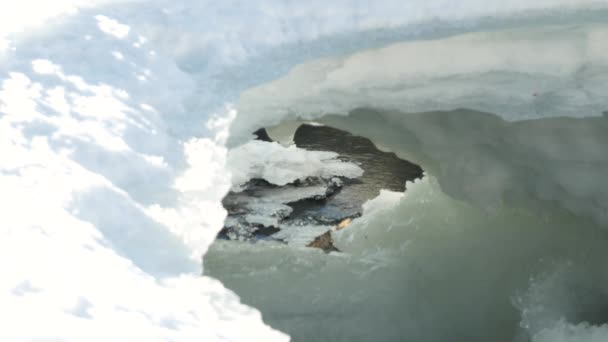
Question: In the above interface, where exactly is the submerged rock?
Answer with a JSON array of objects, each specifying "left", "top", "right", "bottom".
[
  {"left": 306, "top": 218, "right": 353, "bottom": 253},
  {"left": 307, "top": 231, "right": 339, "bottom": 253}
]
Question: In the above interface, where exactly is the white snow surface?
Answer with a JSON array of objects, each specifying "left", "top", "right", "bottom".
[
  {"left": 1, "top": 1, "right": 608, "bottom": 341},
  {"left": 227, "top": 140, "right": 363, "bottom": 191}
]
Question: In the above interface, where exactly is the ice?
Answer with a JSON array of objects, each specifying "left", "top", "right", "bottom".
[
  {"left": 2, "top": 0, "right": 608, "bottom": 341},
  {"left": 233, "top": 24, "right": 608, "bottom": 141},
  {"left": 227, "top": 140, "right": 363, "bottom": 191},
  {"left": 232, "top": 23, "right": 608, "bottom": 227},
  {"left": 222, "top": 195, "right": 293, "bottom": 240},
  {"left": 207, "top": 176, "right": 608, "bottom": 342},
  {"left": 252, "top": 183, "right": 331, "bottom": 203},
  {"left": 531, "top": 322, "right": 608, "bottom": 342}
]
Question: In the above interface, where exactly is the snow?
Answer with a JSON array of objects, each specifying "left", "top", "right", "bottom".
[
  {"left": 1, "top": 0, "right": 608, "bottom": 341},
  {"left": 233, "top": 24, "right": 608, "bottom": 142},
  {"left": 0, "top": 3, "right": 286, "bottom": 341},
  {"left": 227, "top": 140, "right": 363, "bottom": 191}
]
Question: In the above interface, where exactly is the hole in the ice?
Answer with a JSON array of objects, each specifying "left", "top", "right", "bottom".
[
  {"left": 208, "top": 107, "right": 608, "bottom": 342},
  {"left": 217, "top": 123, "right": 423, "bottom": 252}
]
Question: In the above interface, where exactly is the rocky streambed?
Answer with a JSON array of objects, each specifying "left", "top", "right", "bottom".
[{"left": 218, "top": 124, "right": 424, "bottom": 252}]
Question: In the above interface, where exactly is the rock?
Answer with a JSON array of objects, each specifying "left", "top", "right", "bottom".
[
  {"left": 253, "top": 128, "right": 273, "bottom": 142},
  {"left": 220, "top": 176, "right": 347, "bottom": 241},
  {"left": 306, "top": 231, "right": 339, "bottom": 253},
  {"left": 332, "top": 218, "right": 352, "bottom": 231},
  {"left": 306, "top": 218, "right": 354, "bottom": 252},
  {"left": 218, "top": 124, "right": 424, "bottom": 249}
]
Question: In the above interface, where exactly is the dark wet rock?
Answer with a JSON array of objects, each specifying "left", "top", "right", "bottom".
[
  {"left": 254, "top": 225, "right": 282, "bottom": 238},
  {"left": 253, "top": 128, "right": 273, "bottom": 142},
  {"left": 218, "top": 221, "right": 281, "bottom": 241},
  {"left": 307, "top": 231, "right": 339, "bottom": 253},
  {"left": 219, "top": 176, "right": 347, "bottom": 241},
  {"left": 306, "top": 218, "right": 353, "bottom": 252},
  {"left": 294, "top": 124, "right": 424, "bottom": 193},
  {"left": 287, "top": 198, "right": 361, "bottom": 226}
]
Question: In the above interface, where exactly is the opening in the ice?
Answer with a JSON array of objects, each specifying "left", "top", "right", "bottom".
[
  {"left": 217, "top": 123, "right": 423, "bottom": 252},
  {"left": 205, "top": 109, "right": 608, "bottom": 342},
  {"left": 203, "top": 17, "right": 608, "bottom": 342}
]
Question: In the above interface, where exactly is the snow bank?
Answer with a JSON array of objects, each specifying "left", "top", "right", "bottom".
[{"left": 0, "top": 3, "right": 287, "bottom": 341}]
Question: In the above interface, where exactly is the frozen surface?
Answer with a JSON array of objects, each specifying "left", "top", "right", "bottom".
[
  {"left": 207, "top": 177, "right": 608, "bottom": 342},
  {"left": 2, "top": 0, "right": 608, "bottom": 341},
  {"left": 233, "top": 23, "right": 608, "bottom": 142},
  {"left": 228, "top": 140, "right": 362, "bottom": 191}
]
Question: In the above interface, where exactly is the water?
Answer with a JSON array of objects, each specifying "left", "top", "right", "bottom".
[
  {"left": 288, "top": 124, "right": 423, "bottom": 223},
  {"left": 219, "top": 124, "right": 423, "bottom": 243}
]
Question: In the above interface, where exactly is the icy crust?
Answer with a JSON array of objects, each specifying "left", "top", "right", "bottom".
[
  {"left": 227, "top": 140, "right": 363, "bottom": 191},
  {"left": 232, "top": 24, "right": 608, "bottom": 142},
  {"left": 207, "top": 176, "right": 608, "bottom": 342},
  {"left": 231, "top": 22, "right": 608, "bottom": 226}
]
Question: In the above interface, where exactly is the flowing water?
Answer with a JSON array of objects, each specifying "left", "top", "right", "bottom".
[
  {"left": 288, "top": 124, "right": 423, "bottom": 224},
  {"left": 219, "top": 124, "right": 423, "bottom": 243}
]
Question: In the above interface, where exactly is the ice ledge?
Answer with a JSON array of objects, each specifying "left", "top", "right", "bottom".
[{"left": 230, "top": 24, "right": 608, "bottom": 145}]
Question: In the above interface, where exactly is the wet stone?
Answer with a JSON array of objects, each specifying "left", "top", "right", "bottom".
[
  {"left": 219, "top": 176, "right": 350, "bottom": 241},
  {"left": 307, "top": 231, "right": 340, "bottom": 253}
]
